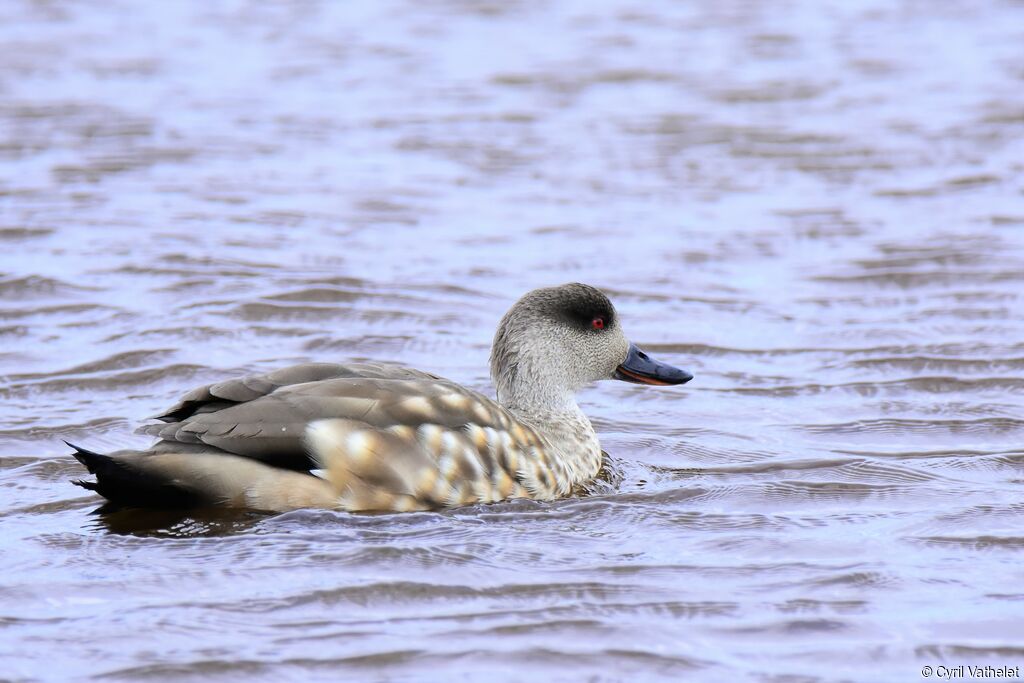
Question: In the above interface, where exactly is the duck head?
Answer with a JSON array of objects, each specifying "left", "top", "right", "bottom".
[{"left": 489, "top": 283, "right": 693, "bottom": 410}]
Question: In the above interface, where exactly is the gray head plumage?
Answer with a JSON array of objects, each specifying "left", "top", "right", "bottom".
[{"left": 489, "top": 283, "right": 631, "bottom": 411}]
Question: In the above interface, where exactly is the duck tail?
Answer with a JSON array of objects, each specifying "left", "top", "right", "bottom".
[
  {"left": 66, "top": 440, "right": 109, "bottom": 492},
  {"left": 65, "top": 441, "right": 202, "bottom": 508}
]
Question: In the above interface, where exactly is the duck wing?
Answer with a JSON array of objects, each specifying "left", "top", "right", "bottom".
[
  {"left": 139, "top": 367, "right": 515, "bottom": 472},
  {"left": 152, "top": 361, "right": 442, "bottom": 422}
]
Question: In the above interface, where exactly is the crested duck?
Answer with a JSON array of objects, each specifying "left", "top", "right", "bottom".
[{"left": 68, "top": 283, "right": 693, "bottom": 512}]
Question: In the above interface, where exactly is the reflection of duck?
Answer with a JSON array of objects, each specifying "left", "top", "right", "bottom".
[{"left": 69, "top": 283, "right": 692, "bottom": 513}]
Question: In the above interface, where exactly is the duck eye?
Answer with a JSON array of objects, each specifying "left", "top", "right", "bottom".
[{"left": 591, "top": 316, "right": 605, "bottom": 330}]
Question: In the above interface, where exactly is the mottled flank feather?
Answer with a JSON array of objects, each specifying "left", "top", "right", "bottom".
[{"left": 306, "top": 417, "right": 537, "bottom": 511}]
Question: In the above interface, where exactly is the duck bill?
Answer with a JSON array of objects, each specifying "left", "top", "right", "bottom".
[{"left": 614, "top": 344, "right": 693, "bottom": 386}]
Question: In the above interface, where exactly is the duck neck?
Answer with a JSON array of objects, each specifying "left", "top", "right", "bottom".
[
  {"left": 496, "top": 377, "right": 577, "bottom": 417},
  {"left": 496, "top": 381, "right": 603, "bottom": 487}
]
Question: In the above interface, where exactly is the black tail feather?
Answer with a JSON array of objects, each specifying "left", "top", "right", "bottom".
[
  {"left": 65, "top": 441, "right": 107, "bottom": 473},
  {"left": 66, "top": 441, "right": 204, "bottom": 508}
]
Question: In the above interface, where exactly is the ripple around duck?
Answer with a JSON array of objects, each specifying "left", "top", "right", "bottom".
[
  {"left": 169, "top": 580, "right": 656, "bottom": 614},
  {"left": 806, "top": 570, "right": 899, "bottom": 590},
  {"left": 0, "top": 364, "right": 208, "bottom": 396},
  {"left": 811, "top": 269, "right": 1024, "bottom": 289},
  {"left": 838, "top": 356, "right": 1024, "bottom": 373},
  {"left": 0, "top": 416, "right": 131, "bottom": 442},
  {"left": 0, "top": 302, "right": 120, "bottom": 321},
  {"left": 930, "top": 502, "right": 1024, "bottom": 524},
  {"left": 0, "top": 455, "right": 37, "bottom": 471},
  {"left": 0, "top": 227, "right": 54, "bottom": 240},
  {"left": 97, "top": 647, "right": 705, "bottom": 682},
  {"left": 912, "top": 452, "right": 1024, "bottom": 477},
  {"left": 102, "top": 324, "right": 320, "bottom": 343},
  {"left": 0, "top": 274, "right": 99, "bottom": 300},
  {"left": 745, "top": 479, "right": 921, "bottom": 504},
  {"left": 655, "top": 456, "right": 860, "bottom": 476},
  {"left": 910, "top": 536, "right": 1024, "bottom": 551},
  {"left": 225, "top": 301, "right": 433, "bottom": 323},
  {"left": 686, "top": 457, "right": 941, "bottom": 486},
  {"left": 828, "top": 459, "right": 941, "bottom": 484},
  {"left": 799, "top": 417, "right": 1024, "bottom": 436},
  {"left": 658, "top": 511, "right": 808, "bottom": 532},
  {"left": 718, "top": 617, "right": 851, "bottom": 636},
  {"left": 658, "top": 441, "right": 774, "bottom": 465},
  {"left": 710, "top": 377, "right": 1024, "bottom": 397},
  {"left": 915, "top": 644, "right": 1024, "bottom": 659},
  {"left": 302, "top": 334, "right": 415, "bottom": 354},
  {"left": 4, "top": 349, "right": 176, "bottom": 381},
  {"left": 263, "top": 287, "right": 367, "bottom": 304},
  {"left": 50, "top": 147, "right": 198, "bottom": 183}
]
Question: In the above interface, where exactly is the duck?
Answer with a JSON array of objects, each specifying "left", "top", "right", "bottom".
[{"left": 68, "top": 283, "right": 693, "bottom": 513}]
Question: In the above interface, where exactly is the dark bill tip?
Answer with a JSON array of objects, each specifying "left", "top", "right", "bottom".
[{"left": 614, "top": 344, "right": 693, "bottom": 386}]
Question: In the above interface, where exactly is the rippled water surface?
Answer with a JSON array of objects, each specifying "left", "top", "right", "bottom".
[{"left": 2, "top": 1, "right": 1024, "bottom": 681}]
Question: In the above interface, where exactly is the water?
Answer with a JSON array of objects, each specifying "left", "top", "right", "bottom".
[{"left": 2, "top": 0, "right": 1023, "bottom": 680}]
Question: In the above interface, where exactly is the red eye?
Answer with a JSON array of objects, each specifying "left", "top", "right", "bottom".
[{"left": 591, "top": 317, "right": 605, "bottom": 330}]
